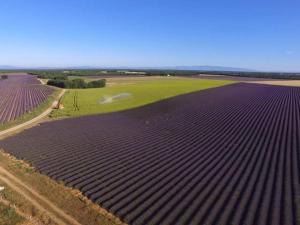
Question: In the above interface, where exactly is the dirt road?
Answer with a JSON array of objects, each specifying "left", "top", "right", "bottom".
[
  {"left": 0, "top": 89, "right": 65, "bottom": 139},
  {"left": 0, "top": 88, "right": 74, "bottom": 222},
  {"left": 0, "top": 166, "right": 81, "bottom": 225}
]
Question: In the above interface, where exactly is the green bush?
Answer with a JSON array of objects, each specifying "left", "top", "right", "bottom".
[
  {"left": 29, "top": 72, "right": 68, "bottom": 80},
  {"left": 87, "top": 79, "right": 106, "bottom": 88},
  {"left": 47, "top": 78, "right": 106, "bottom": 89},
  {"left": 47, "top": 79, "right": 68, "bottom": 88},
  {"left": 68, "top": 78, "right": 86, "bottom": 88}
]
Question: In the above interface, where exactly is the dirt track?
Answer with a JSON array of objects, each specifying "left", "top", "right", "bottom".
[
  {"left": 0, "top": 89, "right": 65, "bottom": 139},
  {"left": 3, "top": 83, "right": 299, "bottom": 225},
  {"left": 0, "top": 87, "right": 71, "bottom": 223},
  {"left": 0, "top": 166, "right": 81, "bottom": 225}
]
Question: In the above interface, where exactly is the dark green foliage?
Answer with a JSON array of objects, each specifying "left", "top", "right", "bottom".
[
  {"left": 68, "top": 78, "right": 86, "bottom": 88},
  {"left": 52, "top": 75, "right": 68, "bottom": 80},
  {"left": 28, "top": 71, "right": 68, "bottom": 80},
  {"left": 47, "top": 78, "right": 106, "bottom": 89},
  {"left": 47, "top": 79, "right": 68, "bottom": 88},
  {"left": 87, "top": 79, "right": 106, "bottom": 88}
]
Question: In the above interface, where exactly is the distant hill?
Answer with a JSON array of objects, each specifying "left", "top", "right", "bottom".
[
  {"left": 100, "top": 65, "right": 256, "bottom": 72},
  {"left": 172, "top": 66, "right": 255, "bottom": 72},
  {"left": 0, "top": 65, "right": 21, "bottom": 70},
  {"left": 0, "top": 65, "right": 254, "bottom": 72}
]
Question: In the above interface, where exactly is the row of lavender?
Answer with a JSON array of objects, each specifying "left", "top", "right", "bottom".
[
  {"left": 0, "top": 74, "right": 54, "bottom": 124},
  {"left": 1, "top": 83, "right": 300, "bottom": 225}
]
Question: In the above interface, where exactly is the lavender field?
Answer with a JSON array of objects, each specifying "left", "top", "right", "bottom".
[
  {"left": 1, "top": 83, "right": 300, "bottom": 225},
  {"left": 0, "top": 74, "right": 54, "bottom": 124}
]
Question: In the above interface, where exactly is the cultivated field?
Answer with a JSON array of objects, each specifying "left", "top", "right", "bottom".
[
  {"left": 248, "top": 80, "right": 300, "bottom": 87},
  {"left": 1, "top": 83, "right": 299, "bottom": 225},
  {"left": 191, "top": 74, "right": 277, "bottom": 81},
  {"left": 0, "top": 74, "right": 54, "bottom": 125},
  {"left": 51, "top": 77, "right": 234, "bottom": 118},
  {"left": 0, "top": 151, "right": 124, "bottom": 225}
]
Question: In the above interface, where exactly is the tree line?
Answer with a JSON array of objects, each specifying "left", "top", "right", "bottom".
[{"left": 47, "top": 78, "right": 106, "bottom": 89}]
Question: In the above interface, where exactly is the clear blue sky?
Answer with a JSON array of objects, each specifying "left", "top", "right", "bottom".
[{"left": 0, "top": 0, "right": 299, "bottom": 71}]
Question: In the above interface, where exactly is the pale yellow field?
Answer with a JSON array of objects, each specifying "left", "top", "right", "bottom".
[{"left": 247, "top": 80, "right": 300, "bottom": 87}]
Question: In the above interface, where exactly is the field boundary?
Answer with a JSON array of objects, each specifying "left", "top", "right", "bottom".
[
  {"left": 0, "top": 89, "right": 65, "bottom": 139},
  {"left": 0, "top": 165, "right": 81, "bottom": 225},
  {"left": 4, "top": 83, "right": 298, "bottom": 225},
  {"left": 51, "top": 78, "right": 235, "bottom": 119}
]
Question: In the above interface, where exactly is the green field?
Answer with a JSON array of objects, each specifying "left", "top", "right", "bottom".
[{"left": 51, "top": 77, "right": 235, "bottom": 118}]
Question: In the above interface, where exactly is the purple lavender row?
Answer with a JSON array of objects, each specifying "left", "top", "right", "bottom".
[
  {"left": 0, "top": 74, "right": 54, "bottom": 124},
  {"left": 1, "top": 83, "right": 300, "bottom": 225}
]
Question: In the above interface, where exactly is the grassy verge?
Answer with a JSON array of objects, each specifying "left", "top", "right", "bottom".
[
  {"left": 51, "top": 77, "right": 235, "bottom": 118},
  {"left": 0, "top": 151, "right": 124, "bottom": 225},
  {"left": 0, "top": 87, "right": 61, "bottom": 131},
  {"left": 0, "top": 201, "right": 24, "bottom": 225}
]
